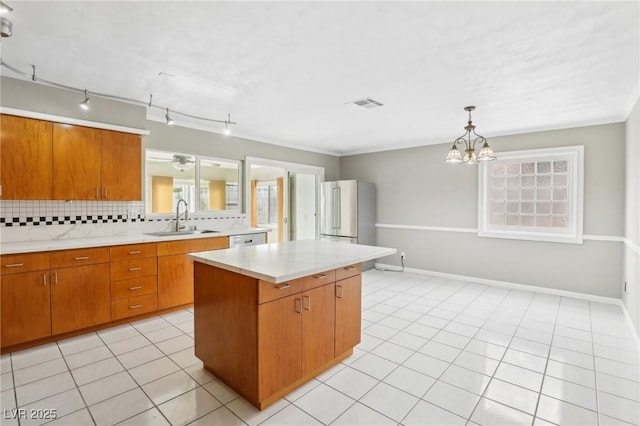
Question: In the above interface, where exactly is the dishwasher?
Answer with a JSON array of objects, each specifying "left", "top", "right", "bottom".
[{"left": 229, "top": 233, "right": 266, "bottom": 247}]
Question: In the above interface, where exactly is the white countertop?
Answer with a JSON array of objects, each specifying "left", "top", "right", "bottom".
[
  {"left": 188, "top": 239, "right": 397, "bottom": 283},
  {"left": 0, "top": 228, "right": 268, "bottom": 255}
]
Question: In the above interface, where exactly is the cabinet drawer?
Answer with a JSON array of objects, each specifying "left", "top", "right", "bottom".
[
  {"left": 110, "top": 243, "right": 157, "bottom": 261},
  {"left": 111, "top": 276, "right": 157, "bottom": 300},
  {"left": 111, "top": 293, "right": 157, "bottom": 320},
  {"left": 335, "top": 263, "right": 361, "bottom": 281},
  {"left": 302, "top": 269, "right": 336, "bottom": 291},
  {"left": 258, "top": 278, "right": 302, "bottom": 304},
  {"left": 1, "top": 252, "right": 49, "bottom": 275},
  {"left": 110, "top": 257, "right": 157, "bottom": 281},
  {"left": 50, "top": 247, "right": 109, "bottom": 268},
  {"left": 157, "top": 236, "right": 229, "bottom": 256}
]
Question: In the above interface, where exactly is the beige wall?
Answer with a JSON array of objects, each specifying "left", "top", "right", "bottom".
[
  {"left": 624, "top": 98, "right": 640, "bottom": 338},
  {"left": 341, "top": 122, "right": 626, "bottom": 298}
]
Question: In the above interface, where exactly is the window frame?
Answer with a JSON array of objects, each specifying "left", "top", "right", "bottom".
[
  {"left": 477, "top": 145, "right": 584, "bottom": 244},
  {"left": 144, "top": 148, "right": 242, "bottom": 217}
]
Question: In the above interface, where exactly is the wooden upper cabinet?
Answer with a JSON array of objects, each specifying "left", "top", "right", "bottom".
[
  {"left": 0, "top": 115, "right": 53, "bottom": 200},
  {"left": 53, "top": 123, "right": 102, "bottom": 200},
  {"left": 101, "top": 130, "right": 141, "bottom": 200}
]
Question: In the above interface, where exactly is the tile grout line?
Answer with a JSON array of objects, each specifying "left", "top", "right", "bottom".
[{"left": 530, "top": 293, "right": 562, "bottom": 425}]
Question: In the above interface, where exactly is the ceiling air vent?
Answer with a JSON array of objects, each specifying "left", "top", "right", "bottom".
[{"left": 349, "top": 97, "right": 384, "bottom": 109}]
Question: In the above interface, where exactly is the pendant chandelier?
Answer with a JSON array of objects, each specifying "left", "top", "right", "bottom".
[{"left": 445, "top": 106, "right": 496, "bottom": 164}]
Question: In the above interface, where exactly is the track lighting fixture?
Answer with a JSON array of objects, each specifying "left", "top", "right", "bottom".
[
  {"left": 79, "top": 89, "right": 91, "bottom": 110},
  {"left": 0, "top": 60, "right": 239, "bottom": 131}
]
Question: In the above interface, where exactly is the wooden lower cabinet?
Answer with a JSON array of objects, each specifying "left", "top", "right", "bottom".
[
  {"left": 301, "top": 284, "right": 336, "bottom": 374},
  {"left": 335, "top": 274, "right": 362, "bottom": 356},
  {"left": 195, "top": 262, "right": 360, "bottom": 410},
  {"left": 112, "top": 293, "right": 157, "bottom": 320},
  {"left": 158, "top": 254, "right": 194, "bottom": 309},
  {"left": 257, "top": 294, "right": 302, "bottom": 400},
  {"left": 1, "top": 271, "right": 51, "bottom": 347},
  {"left": 51, "top": 263, "right": 111, "bottom": 335},
  {"left": 157, "top": 236, "right": 229, "bottom": 309}
]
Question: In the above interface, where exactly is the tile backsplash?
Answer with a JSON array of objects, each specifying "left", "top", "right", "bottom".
[
  {"left": 0, "top": 200, "right": 145, "bottom": 226},
  {"left": 0, "top": 200, "right": 248, "bottom": 244}
]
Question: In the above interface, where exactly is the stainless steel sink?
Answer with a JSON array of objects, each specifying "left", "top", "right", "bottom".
[{"left": 145, "top": 229, "right": 220, "bottom": 237}]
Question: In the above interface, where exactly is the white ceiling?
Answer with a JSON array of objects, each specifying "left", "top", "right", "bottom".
[{"left": 2, "top": 1, "right": 638, "bottom": 156}]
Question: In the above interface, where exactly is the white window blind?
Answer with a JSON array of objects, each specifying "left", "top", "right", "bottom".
[{"left": 478, "top": 146, "right": 584, "bottom": 244}]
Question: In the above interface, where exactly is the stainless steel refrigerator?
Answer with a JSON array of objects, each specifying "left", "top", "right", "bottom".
[{"left": 320, "top": 180, "right": 375, "bottom": 247}]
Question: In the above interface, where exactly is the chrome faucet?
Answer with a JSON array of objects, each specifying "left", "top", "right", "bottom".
[{"left": 175, "top": 199, "right": 188, "bottom": 232}]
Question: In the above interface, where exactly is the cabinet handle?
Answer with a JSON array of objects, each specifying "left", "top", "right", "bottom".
[
  {"left": 303, "top": 295, "right": 311, "bottom": 311},
  {"left": 128, "top": 267, "right": 143, "bottom": 271},
  {"left": 53, "top": 272, "right": 58, "bottom": 285},
  {"left": 313, "top": 274, "right": 327, "bottom": 279},
  {"left": 344, "top": 266, "right": 356, "bottom": 271},
  {"left": 128, "top": 286, "right": 143, "bottom": 291},
  {"left": 129, "top": 304, "right": 143, "bottom": 310},
  {"left": 42, "top": 273, "right": 47, "bottom": 286},
  {"left": 74, "top": 256, "right": 89, "bottom": 261},
  {"left": 336, "top": 285, "right": 344, "bottom": 299},
  {"left": 294, "top": 298, "right": 302, "bottom": 314},
  {"left": 103, "top": 188, "right": 108, "bottom": 199},
  {"left": 96, "top": 187, "right": 100, "bottom": 199},
  {"left": 274, "top": 283, "right": 290, "bottom": 290},
  {"left": 128, "top": 251, "right": 142, "bottom": 255},
  {"left": 4, "top": 263, "right": 24, "bottom": 268}
]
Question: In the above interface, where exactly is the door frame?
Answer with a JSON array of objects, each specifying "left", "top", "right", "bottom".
[{"left": 245, "top": 156, "right": 325, "bottom": 241}]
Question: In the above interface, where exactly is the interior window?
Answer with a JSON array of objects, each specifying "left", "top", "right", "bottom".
[{"left": 145, "top": 149, "right": 241, "bottom": 215}]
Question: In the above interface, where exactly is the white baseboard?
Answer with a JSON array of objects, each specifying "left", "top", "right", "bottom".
[
  {"left": 621, "top": 302, "right": 640, "bottom": 351},
  {"left": 374, "top": 263, "right": 621, "bottom": 305},
  {"left": 375, "top": 262, "right": 640, "bottom": 348}
]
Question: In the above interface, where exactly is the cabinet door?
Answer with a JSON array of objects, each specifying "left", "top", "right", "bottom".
[
  {"left": 157, "top": 254, "right": 194, "bottom": 309},
  {"left": 302, "top": 283, "right": 335, "bottom": 375},
  {"left": 51, "top": 263, "right": 111, "bottom": 334},
  {"left": 53, "top": 124, "right": 102, "bottom": 200},
  {"left": 335, "top": 275, "right": 362, "bottom": 356},
  {"left": 258, "top": 294, "right": 302, "bottom": 400},
  {"left": 1, "top": 271, "right": 51, "bottom": 347},
  {"left": 0, "top": 115, "right": 53, "bottom": 200},
  {"left": 101, "top": 130, "right": 141, "bottom": 200}
]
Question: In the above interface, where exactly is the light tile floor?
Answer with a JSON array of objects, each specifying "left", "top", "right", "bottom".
[{"left": 1, "top": 270, "right": 639, "bottom": 425}]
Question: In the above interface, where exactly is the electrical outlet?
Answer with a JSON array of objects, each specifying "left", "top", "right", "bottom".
[{"left": 400, "top": 252, "right": 406, "bottom": 259}]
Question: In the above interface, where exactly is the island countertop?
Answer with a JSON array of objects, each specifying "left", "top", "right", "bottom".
[{"left": 188, "top": 239, "right": 396, "bottom": 283}]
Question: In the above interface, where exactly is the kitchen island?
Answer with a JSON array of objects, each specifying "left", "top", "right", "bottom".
[{"left": 189, "top": 239, "right": 395, "bottom": 409}]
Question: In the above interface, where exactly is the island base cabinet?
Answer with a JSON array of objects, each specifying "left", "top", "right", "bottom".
[
  {"left": 195, "top": 262, "right": 358, "bottom": 410},
  {"left": 51, "top": 264, "right": 111, "bottom": 335},
  {"left": 1, "top": 271, "right": 51, "bottom": 347},
  {"left": 335, "top": 274, "right": 362, "bottom": 356},
  {"left": 301, "top": 284, "right": 336, "bottom": 374},
  {"left": 257, "top": 294, "right": 302, "bottom": 400}
]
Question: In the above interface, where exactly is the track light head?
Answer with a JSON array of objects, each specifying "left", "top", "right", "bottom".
[
  {"left": 224, "top": 113, "right": 231, "bottom": 135},
  {"left": 79, "top": 89, "right": 91, "bottom": 110},
  {"left": 0, "top": 2, "right": 13, "bottom": 14},
  {"left": 165, "top": 108, "right": 174, "bottom": 126}
]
